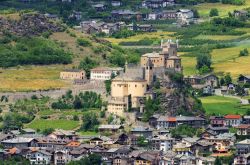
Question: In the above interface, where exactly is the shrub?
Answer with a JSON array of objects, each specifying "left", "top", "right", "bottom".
[
  {"left": 76, "top": 38, "right": 92, "bottom": 47},
  {"left": 210, "top": 8, "right": 219, "bottom": 17},
  {"left": 239, "top": 48, "right": 249, "bottom": 56}
]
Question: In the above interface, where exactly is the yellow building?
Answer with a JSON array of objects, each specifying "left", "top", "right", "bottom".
[
  {"left": 60, "top": 69, "right": 85, "bottom": 80},
  {"left": 107, "top": 59, "right": 152, "bottom": 116}
]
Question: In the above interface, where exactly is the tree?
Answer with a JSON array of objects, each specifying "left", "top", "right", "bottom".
[
  {"left": 42, "top": 128, "right": 54, "bottom": 135},
  {"left": 68, "top": 154, "right": 102, "bottom": 165},
  {"left": 239, "top": 48, "right": 249, "bottom": 56},
  {"left": 214, "top": 157, "right": 222, "bottom": 165},
  {"left": 196, "top": 54, "right": 211, "bottom": 72},
  {"left": 81, "top": 112, "right": 99, "bottom": 131},
  {"left": 224, "top": 73, "right": 232, "bottom": 85},
  {"left": 78, "top": 57, "right": 98, "bottom": 79},
  {"left": 73, "top": 96, "right": 82, "bottom": 109},
  {"left": 137, "top": 136, "right": 148, "bottom": 147},
  {"left": 209, "top": 8, "right": 219, "bottom": 17},
  {"left": 171, "top": 125, "right": 196, "bottom": 138},
  {"left": 220, "top": 77, "right": 225, "bottom": 86},
  {"left": 192, "top": 9, "right": 200, "bottom": 18}
]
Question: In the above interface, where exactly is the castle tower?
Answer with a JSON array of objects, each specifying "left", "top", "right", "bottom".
[
  {"left": 145, "top": 58, "right": 154, "bottom": 85},
  {"left": 161, "top": 40, "right": 178, "bottom": 57}
]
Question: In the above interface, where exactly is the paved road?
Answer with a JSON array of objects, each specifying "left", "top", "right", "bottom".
[{"left": 214, "top": 89, "right": 249, "bottom": 105}]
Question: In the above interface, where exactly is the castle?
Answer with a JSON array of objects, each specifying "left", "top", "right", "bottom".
[{"left": 107, "top": 40, "right": 182, "bottom": 117}]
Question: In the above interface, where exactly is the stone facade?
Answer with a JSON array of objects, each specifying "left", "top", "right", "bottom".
[{"left": 60, "top": 69, "right": 85, "bottom": 80}]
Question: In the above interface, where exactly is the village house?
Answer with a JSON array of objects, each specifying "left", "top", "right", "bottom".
[
  {"left": 22, "top": 128, "right": 36, "bottom": 135},
  {"left": 80, "top": 21, "right": 123, "bottom": 35},
  {"left": 134, "top": 151, "right": 161, "bottom": 165},
  {"left": 114, "top": 133, "right": 138, "bottom": 146},
  {"left": 172, "top": 142, "right": 193, "bottom": 156},
  {"left": 184, "top": 74, "right": 218, "bottom": 89},
  {"left": 196, "top": 157, "right": 215, "bottom": 165},
  {"left": 234, "top": 153, "right": 250, "bottom": 165},
  {"left": 54, "top": 150, "right": 72, "bottom": 165},
  {"left": 37, "top": 138, "right": 69, "bottom": 148},
  {"left": 111, "top": 10, "right": 142, "bottom": 21},
  {"left": 1, "top": 137, "right": 38, "bottom": 149},
  {"left": 142, "top": 0, "right": 174, "bottom": 9},
  {"left": 98, "top": 125, "right": 123, "bottom": 133},
  {"left": 238, "top": 75, "right": 250, "bottom": 84},
  {"left": 90, "top": 67, "right": 123, "bottom": 81},
  {"left": 131, "top": 126, "right": 153, "bottom": 138},
  {"left": 48, "top": 129, "right": 77, "bottom": 140},
  {"left": 191, "top": 140, "right": 214, "bottom": 156},
  {"left": 236, "top": 139, "right": 250, "bottom": 155},
  {"left": 147, "top": 12, "right": 161, "bottom": 20},
  {"left": 224, "top": 114, "right": 242, "bottom": 127},
  {"left": 234, "top": 10, "right": 248, "bottom": 18},
  {"left": 156, "top": 116, "right": 206, "bottom": 129},
  {"left": 27, "top": 149, "right": 52, "bottom": 165},
  {"left": 60, "top": 69, "right": 85, "bottom": 80},
  {"left": 159, "top": 151, "right": 177, "bottom": 164},
  {"left": 205, "top": 126, "right": 229, "bottom": 135},
  {"left": 127, "top": 24, "right": 155, "bottom": 32},
  {"left": 243, "top": 116, "right": 250, "bottom": 124},
  {"left": 70, "top": 11, "right": 82, "bottom": 21},
  {"left": 209, "top": 116, "right": 225, "bottom": 127},
  {"left": 111, "top": 1, "right": 122, "bottom": 7},
  {"left": 161, "top": 10, "right": 177, "bottom": 19},
  {"left": 235, "top": 124, "right": 250, "bottom": 136},
  {"left": 92, "top": 3, "right": 107, "bottom": 12},
  {"left": 205, "top": 135, "right": 233, "bottom": 155},
  {"left": 176, "top": 9, "right": 194, "bottom": 25},
  {"left": 150, "top": 135, "right": 174, "bottom": 152}
]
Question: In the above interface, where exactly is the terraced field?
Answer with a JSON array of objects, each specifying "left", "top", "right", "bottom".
[{"left": 195, "top": 0, "right": 250, "bottom": 18}]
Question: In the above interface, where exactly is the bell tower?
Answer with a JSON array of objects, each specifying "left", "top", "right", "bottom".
[{"left": 145, "top": 58, "right": 154, "bottom": 85}]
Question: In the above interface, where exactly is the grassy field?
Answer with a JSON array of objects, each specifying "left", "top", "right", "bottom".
[
  {"left": 105, "top": 31, "right": 175, "bottom": 45},
  {"left": 26, "top": 119, "right": 79, "bottom": 131},
  {"left": 200, "top": 96, "right": 250, "bottom": 115},
  {"left": 181, "top": 55, "right": 198, "bottom": 76},
  {"left": 194, "top": 34, "right": 240, "bottom": 41},
  {"left": 194, "top": 0, "right": 250, "bottom": 18},
  {"left": 0, "top": 65, "right": 70, "bottom": 92},
  {"left": 212, "top": 43, "right": 250, "bottom": 79}
]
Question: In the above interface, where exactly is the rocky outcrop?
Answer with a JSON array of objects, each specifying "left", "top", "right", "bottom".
[
  {"left": 158, "top": 73, "right": 204, "bottom": 116},
  {"left": 0, "top": 13, "right": 64, "bottom": 36}
]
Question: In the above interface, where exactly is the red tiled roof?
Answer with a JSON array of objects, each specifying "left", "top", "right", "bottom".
[
  {"left": 66, "top": 141, "right": 81, "bottom": 147},
  {"left": 8, "top": 147, "right": 17, "bottom": 154},
  {"left": 236, "top": 124, "right": 250, "bottom": 129},
  {"left": 224, "top": 115, "right": 241, "bottom": 119},
  {"left": 167, "top": 117, "right": 177, "bottom": 122}
]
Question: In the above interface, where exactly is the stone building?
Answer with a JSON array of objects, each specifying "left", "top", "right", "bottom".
[
  {"left": 107, "top": 40, "right": 182, "bottom": 116},
  {"left": 60, "top": 69, "right": 85, "bottom": 80},
  {"left": 140, "top": 40, "right": 182, "bottom": 72}
]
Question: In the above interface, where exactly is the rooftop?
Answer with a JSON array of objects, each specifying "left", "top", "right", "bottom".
[
  {"left": 237, "top": 139, "right": 250, "bottom": 145},
  {"left": 2, "top": 137, "right": 35, "bottom": 144},
  {"left": 131, "top": 126, "right": 153, "bottom": 132},
  {"left": 224, "top": 114, "right": 241, "bottom": 119},
  {"left": 99, "top": 125, "right": 122, "bottom": 130}
]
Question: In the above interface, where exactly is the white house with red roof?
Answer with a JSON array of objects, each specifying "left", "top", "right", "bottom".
[{"left": 224, "top": 115, "right": 242, "bottom": 127}]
